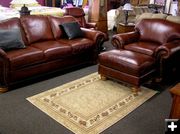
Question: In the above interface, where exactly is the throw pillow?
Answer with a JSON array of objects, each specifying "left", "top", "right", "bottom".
[
  {"left": 60, "top": 21, "right": 83, "bottom": 39},
  {"left": 0, "top": 28, "right": 26, "bottom": 51}
]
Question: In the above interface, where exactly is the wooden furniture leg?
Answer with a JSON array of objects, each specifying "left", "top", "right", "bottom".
[
  {"left": 0, "top": 87, "right": 8, "bottom": 93},
  {"left": 100, "top": 75, "right": 107, "bottom": 80},
  {"left": 132, "top": 86, "right": 141, "bottom": 93}
]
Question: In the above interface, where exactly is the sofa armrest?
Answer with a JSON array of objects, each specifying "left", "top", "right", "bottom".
[
  {"left": 111, "top": 31, "right": 140, "bottom": 49},
  {"left": 155, "top": 40, "right": 180, "bottom": 59},
  {"left": 0, "top": 49, "right": 8, "bottom": 60},
  {"left": 81, "top": 28, "right": 105, "bottom": 43},
  {"left": 0, "top": 49, "right": 10, "bottom": 88},
  {"left": 86, "top": 22, "right": 97, "bottom": 29},
  {"left": 81, "top": 27, "right": 105, "bottom": 54}
]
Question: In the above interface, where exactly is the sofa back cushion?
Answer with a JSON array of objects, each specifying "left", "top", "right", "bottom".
[
  {"left": 135, "top": 19, "right": 180, "bottom": 44},
  {"left": 0, "top": 17, "right": 28, "bottom": 45},
  {"left": 136, "top": 13, "right": 168, "bottom": 23},
  {"left": 166, "top": 16, "right": 180, "bottom": 24},
  {"left": 20, "top": 15, "right": 54, "bottom": 44},
  {"left": 48, "top": 15, "right": 77, "bottom": 39}
]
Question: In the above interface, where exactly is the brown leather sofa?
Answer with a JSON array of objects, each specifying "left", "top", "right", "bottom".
[
  {"left": 0, "top": 15, "right": 105, "bottom": 92},
  {"left": 112, "top": 19, "right": 180, "bottom": 79}
]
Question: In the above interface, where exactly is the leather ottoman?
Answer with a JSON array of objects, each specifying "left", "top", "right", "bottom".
[{"left": 98, "top": 50, "right": 156, "bottom": 91}]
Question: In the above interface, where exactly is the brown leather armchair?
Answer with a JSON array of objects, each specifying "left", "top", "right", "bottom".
[
  {"left": 64, "top": 7, "right": 108, "bottom": 52},
  {"left": 64, "top": 7, "right": 97, "bottom": 29},
  {"left": 112, "top": 19, "right": 180, "bottom": 80}
]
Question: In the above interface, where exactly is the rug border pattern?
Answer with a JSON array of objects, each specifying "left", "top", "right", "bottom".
[{"left": 27, "top": 73, "right": 157, "bottom": 134}]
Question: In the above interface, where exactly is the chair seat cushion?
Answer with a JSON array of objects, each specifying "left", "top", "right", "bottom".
[
  {"left": 98, "top": 50, "right": 155, "bottom": 77},
  {"left": 7, "top": 46, "right": 44, "bottom": 70},
  {"left": 124, "top": 41, "right": 160, "bottom": 56},
  {"left": 31, "top": 41, "right": 72, "bottom": 61}
]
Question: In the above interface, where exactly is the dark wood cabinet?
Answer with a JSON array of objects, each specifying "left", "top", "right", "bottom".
[
  {"left": 107, "top": 0, "right": 124, "bottom": 11},
  {"left": 88, "top": 0, "right": 108, "bottom": 33}
]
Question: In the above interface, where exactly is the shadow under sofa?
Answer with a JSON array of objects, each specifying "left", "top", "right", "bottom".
[{"left": 0, "top": 15, "right": 105, "bottom": 92}]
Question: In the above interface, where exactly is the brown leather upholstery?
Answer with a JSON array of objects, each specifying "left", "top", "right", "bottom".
[
  {"left": 58, "top": 38, "right": 94, "bottom": 54},
  {"left": 31, "top": 41, "right": 72, "bottom": 61},
  {"left": 112, "top": 19, "right": 180, "bottom": 79},
  {"left": 7, "top": 46, "right": 44, "bottom": 70},
  {"left": 0, "top": 15, "right": 105, "bottom": 91},
  {"left": 98, "top": 50, "right": 155, "bottom": 87},
  {"left": 64, "top": 7, "right": 97, "bottom": 29},
  {"left": 21, "top": 15, "right": 54, "bottom": 44}
]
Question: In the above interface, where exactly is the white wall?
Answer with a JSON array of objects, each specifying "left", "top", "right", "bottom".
[
  {"left": 169, "top": 1, "right": 178, "bottom": 15},
  {"left": 165, "top": 0, "right": 172, "bottom": 13}
]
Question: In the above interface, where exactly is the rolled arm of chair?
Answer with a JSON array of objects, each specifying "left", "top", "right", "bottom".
[
  {"left": 155, "top": 40, "right": 180, "bottom": 59},
  {"left": 111, "top": 31, "right": 140, "bottom": 49},
  {"left": 86, "top": 22, "right": 97, "bottom": 29}
]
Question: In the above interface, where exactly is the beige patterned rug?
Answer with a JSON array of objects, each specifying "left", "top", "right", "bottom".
[{"left": 27, "top": 72, "right": 157, "bottom": 134}]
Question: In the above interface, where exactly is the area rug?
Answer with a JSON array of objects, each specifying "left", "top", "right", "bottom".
[{"left": 27, "top": 72, "right": 157, "bottom": 134}]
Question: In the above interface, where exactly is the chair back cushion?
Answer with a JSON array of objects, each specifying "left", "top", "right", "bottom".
[
  {"left": 65, "top": 7, "right": 85, "bottom": 17},
  {"left": 135, "top": 19, "right": 180, "bottom": 44},
  {"left": 64, "top": 7, "right": 86, "bottom": 27}
]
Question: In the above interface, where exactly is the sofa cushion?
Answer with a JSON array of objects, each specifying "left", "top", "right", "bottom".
[
  {"left": 7, "top": 46, "right": 44, "bottom": 70},
  {"left": 31, "top": 40, "right": 72, "bottom": 61},
  {"left": 0, "top": 28, "right": 26, "bottom": 51},
  {"left": 166, "top": 16, "right": 180, "bottom": 24},
  {"left": 135, "top": 13, "right": 153, "bottom": 23},
  {"left": 20, "top": 15, "right": 54, "bottom": 44},
  {"left": 60, "top": 21, "right": 83, "bottom": 39},
  {"left": 58, "top": 38, "right": 94, "bottom": 54},
  {"left": 124, "top": 41, "right": 160, "bottom": 56},
  {"left": 151, "top": 13, "right": 168, "bottom": 19},
  {"left": 0, "top": 17, "right": 28, "bottom": 45},
  {"left": 48, "top": 16, "right": 77, "bottom": 39},
  {"left": 133, "top": 6, "right": 145, "bottom": 15}
]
